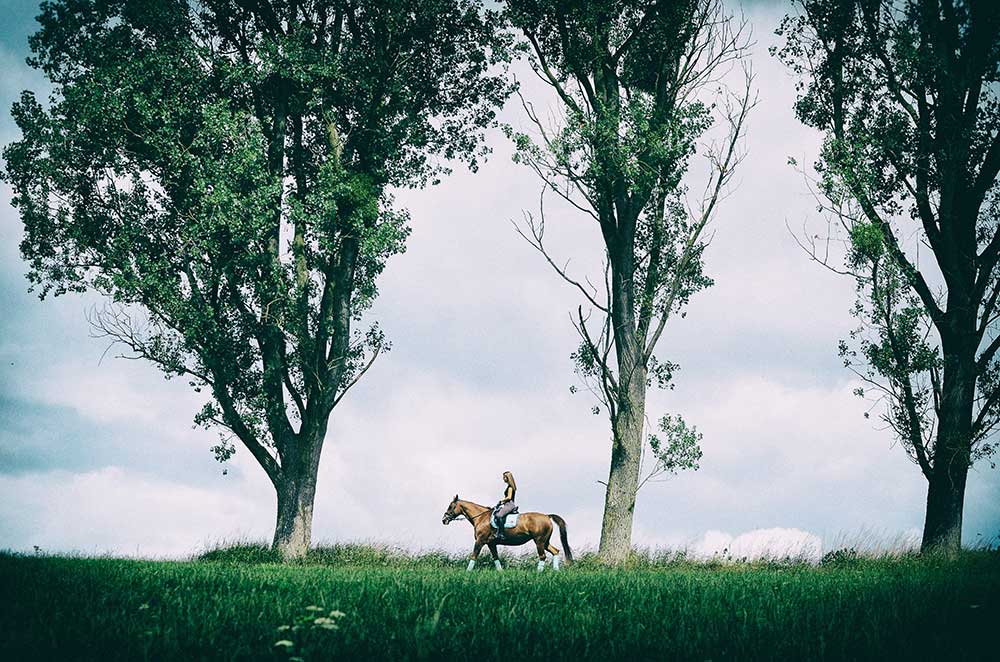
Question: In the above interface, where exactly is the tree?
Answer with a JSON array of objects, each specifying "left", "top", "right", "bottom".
[
  {"left": 775, "top": 0, "right": 1000, "bottom": 552},
  {"left": 505, "top": 0, "right": 753, "bottom": 563},
  {"left": 2, "top": 0, "right": 512, "bottom": 559}
]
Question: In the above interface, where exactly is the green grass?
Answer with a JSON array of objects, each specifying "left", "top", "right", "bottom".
[{"left": 1, "top": 548, "right": 997, "bottom": 661}]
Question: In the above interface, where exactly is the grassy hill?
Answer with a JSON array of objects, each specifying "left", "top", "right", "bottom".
[{"left": 1, "top": 547, "right": 997, "bottom": 661}]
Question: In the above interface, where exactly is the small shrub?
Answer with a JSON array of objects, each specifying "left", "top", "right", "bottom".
[{"left": 821, "top": 547, "right": 862, "bottom": 567}]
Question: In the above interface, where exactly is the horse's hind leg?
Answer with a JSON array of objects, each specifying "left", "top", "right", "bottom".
[
  {"left": 535, "top": 539, "right": 548, "bottom": 572},
  {"left": 543, "top": 524, "right": 561, "bottom": 570},
  {"left": 547, "top": 544, "right": 562, "bottom": 571}
]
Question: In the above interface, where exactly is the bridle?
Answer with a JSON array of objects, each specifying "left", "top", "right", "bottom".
[{"left": 445, "top": 501, "right": 491, "bottom": 524}]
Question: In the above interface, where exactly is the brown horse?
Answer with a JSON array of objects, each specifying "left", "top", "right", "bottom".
[{"left": 441, "top": 495, "right": 573, "bottom": 571}]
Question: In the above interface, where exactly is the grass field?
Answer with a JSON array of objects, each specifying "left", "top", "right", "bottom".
[{"left": 1, "top": 546, "right": 998, "bottom": 661}]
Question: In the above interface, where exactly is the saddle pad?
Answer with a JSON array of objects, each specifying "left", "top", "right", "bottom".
[{"left": 492, "top": 513, "right": 520, "bottom": 529}]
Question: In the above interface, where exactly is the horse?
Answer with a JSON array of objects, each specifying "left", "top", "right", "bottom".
[{"left": 441, "top": 495, "right": 573, "bottom": 571}]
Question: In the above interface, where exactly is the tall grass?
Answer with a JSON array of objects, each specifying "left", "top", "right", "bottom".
[
  {"left": 1, "top": 547, "right": 997, "bottom": 661},
  {"left": 190, "top": 539, "right": 919, "bottom": 569}
]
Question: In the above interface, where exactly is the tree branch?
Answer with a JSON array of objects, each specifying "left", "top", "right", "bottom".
[
  {"left": 644, "top": 66, "right": 756, "bottom": 361},
  {"left": 514, "top": 203, "right": 609, "bottom": 313}
]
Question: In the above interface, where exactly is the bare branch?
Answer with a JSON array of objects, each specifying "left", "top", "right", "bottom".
[
  {"left": 333, "top": 342, "right": 382, "bottom": 407},
  {"left": 513, "top": 199, "right": 609, "bottom": 313},
  {"left": 87, "top": 302, "right": 282, "bottom": 483},
  {"left": 786, "top": 218, "right": 869, "bottom": 280}
]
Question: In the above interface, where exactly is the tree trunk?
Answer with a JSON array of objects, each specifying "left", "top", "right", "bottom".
[
  {"left": 921, "top": 466, "right": 968, "bottom": 553},
  {"left": 273, "top": 473, "right": 317, "bottom": 560},
  {"left": 599, "top": 373, "right": 646, "bottom": 564},
  {"left": 272, "top": 431, "right": 326, "bottom": 560},
  {"left": 921, "top": 337, "right": 974, "bottom": 553}
]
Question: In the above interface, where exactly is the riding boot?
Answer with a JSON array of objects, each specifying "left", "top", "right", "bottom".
[{"left": 495, "top": 526, "right": 503, "bottom": 541}]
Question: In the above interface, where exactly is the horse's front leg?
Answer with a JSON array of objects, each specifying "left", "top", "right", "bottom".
[
  {"left": 488, "top": 542, "right": 503, "bottom": 572},
  {"left": 467, "top": 541, "right": 484, "bottom": 572}
]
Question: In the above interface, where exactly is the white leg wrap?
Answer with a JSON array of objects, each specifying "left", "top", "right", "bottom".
[
  {"left": 494, "top": 559, "right": 503, "bottom": 571},
  {"left": 466, "top": 559, "right": 475, "bottom": 572},
  {"left": 552, "top": 553, "right": 561, "bottom": 571},
  {"left": 537, "top": 560, "right": 545, "bottom": 572}
]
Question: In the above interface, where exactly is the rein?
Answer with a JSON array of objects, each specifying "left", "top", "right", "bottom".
[{"left": 455, "top": 503, "right": 492, "bottom": 523}]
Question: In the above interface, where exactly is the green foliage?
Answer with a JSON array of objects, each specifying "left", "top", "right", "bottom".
[
  {"left": 506, "top": 0, "right": 747, "bottom": 454},
  {"left": 837, "top": 254, "right": 942, "bottom": 469},
  {"left": 647, "top": 355, "right": 679, "bottom": 390},
  {"left": 1, "top": 553, "right": 998, "bottom": 660},
  {"left": 505, "top": 1, "right": 718, "bottom": 329},
  {"left": 847, "top": 221, "right": 884, "bottom": 266},
  {"left": 2, "top": 1, "right": 513, "bottom": 478},
  {"left": 647, "top": 414, "right": 703, "bottom": 477}
]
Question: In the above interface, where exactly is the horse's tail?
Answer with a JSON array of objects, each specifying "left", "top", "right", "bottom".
[{"left": 548, "top": 514, "right": 573, "bottom": 563}]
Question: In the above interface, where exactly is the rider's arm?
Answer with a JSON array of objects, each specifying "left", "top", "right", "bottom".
[{"left": 502, "top": 477, "right": 516, "bottom": 502}]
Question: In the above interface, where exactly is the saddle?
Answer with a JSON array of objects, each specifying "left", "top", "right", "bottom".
[{"left": 491, "top": 505, "right": 519, "bottom": 531}]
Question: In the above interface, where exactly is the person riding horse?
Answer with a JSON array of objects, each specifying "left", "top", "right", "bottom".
[
  {"left": 493, "top": 471, "right": 517, "bottom": 540},
  {"left": 441, "top": 490, "right": 573, "bottom": 572}
]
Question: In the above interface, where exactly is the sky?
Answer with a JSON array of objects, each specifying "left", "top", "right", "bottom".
[{"left": 0, "top": 1, "right": 997, "bottom": 560}]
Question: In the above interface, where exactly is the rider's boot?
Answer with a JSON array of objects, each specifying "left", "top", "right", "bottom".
[{"left": 495, "top": 525, "right": 504, "bottom": 541}]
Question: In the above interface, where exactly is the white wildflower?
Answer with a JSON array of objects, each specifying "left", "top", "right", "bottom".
[{"left": 313, "top": 617, "right": 339, "bottom": 630}]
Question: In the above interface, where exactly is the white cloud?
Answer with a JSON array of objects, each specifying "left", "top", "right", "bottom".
[
  {"left": 0, "top": 464, "right": 273, "bottom": 558},
  {"left": 23, "top": 360, "right": 205, "bottom": 426}
]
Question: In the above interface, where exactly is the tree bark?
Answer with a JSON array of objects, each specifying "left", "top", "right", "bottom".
[
  {"left": 273, "top": 473, "right": 317, "bottom": 560},
  {"left": 920, "top": 338, "right": 974, "bottom": 553},
  {"left": 599, "top": 365, "right": 646, "bottom": 564},
  {"left": 597, "top": 220, "right": 647, "bottom": 564},
  {"left": 921, "top": 465, "right": 969, "bottom": 553},
  {"left": 271, "top": 429, "right": 327, "bottom": 560}
]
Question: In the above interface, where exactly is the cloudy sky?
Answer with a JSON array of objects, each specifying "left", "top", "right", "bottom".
[{"left": 1, "top": 0, "right": 997, "bottom": 560}]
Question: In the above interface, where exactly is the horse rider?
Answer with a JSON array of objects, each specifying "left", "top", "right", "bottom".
[{"left": 493, "top": 471, "right": 517, "bottom": 540}]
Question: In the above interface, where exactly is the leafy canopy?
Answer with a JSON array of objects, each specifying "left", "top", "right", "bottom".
[
  {"left": 774, "top": 0, "right": 1000, "bottom": 472},
  {"left": 3, "top": 0, "right": 513, "bottom": 473},
  {"left": 506, "top": 1, "right": 751, "bottom": 483}
]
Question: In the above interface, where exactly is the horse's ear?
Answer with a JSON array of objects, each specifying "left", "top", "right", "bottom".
[{"left": 453, "top": 494, "right": 459, "bottom": 502}]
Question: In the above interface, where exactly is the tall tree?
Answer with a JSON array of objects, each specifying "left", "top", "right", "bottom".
[
  {"left": 505, "top": 0, "right": 753, "bottom": 563},
  {"left": 775, "top": 0, "right": 1000, "bottom": 552},
  {"left": 2, "top": 0, "right": 511, "bottom": 558}
]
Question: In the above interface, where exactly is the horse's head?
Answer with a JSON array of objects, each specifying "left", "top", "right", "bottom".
[{"left": 442, "top": 494, "right": 462, "bottom": 525}]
